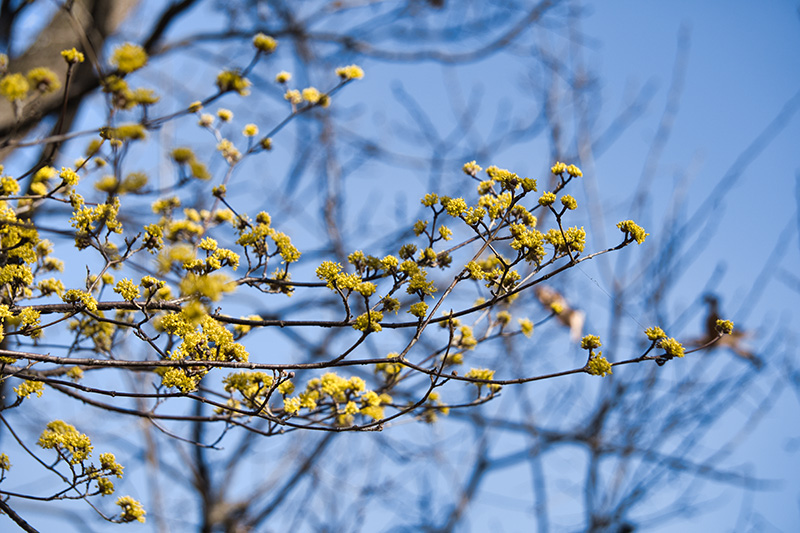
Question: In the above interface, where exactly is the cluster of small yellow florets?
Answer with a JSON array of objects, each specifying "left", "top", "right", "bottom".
[
  {"left": 280, "top": 372, "right": 392, "bottom": 425},
  {"left": 465, "top": 368, "right": 502, "bottom": 393},
  {"left": 581, "top": 335, "right": 612, "bottom": 377}
]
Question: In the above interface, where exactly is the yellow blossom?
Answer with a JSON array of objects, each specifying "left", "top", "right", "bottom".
[
  {"left": 464, "top": 368, "right": 501, "bottom": 393},
  {"left": 37, "top": 420, "right": 92, "bottom": 464},
  {"left": 335, "top": 64, "right": 364, "bottom": 80},
  {"left": 284, "top": 89, "right": 302, "bottom": 105},
  {"left": 408, "top": 301, "right": 428, "bottom": 318},
  {"left": 14, "top": 380, "right": 44, "bottom": 399},
  {"left": 645, "top": 326, "right": 667, "bottom": 341},
  {"left": 715, "top": 319, "right": 734, "bottom": 335},
  {"left": 116, "top": 496, "right": 146, "bottom": 523},
  {"left": 538, "top": 191, "right": 556, "bottom": 206},
  {"left": 0, "top": 73, "right": 29, "bottom": 101},
  {"left": 587, "top": 354, "right": 612, "bottom": 376},
  {"left": 560, "top": 194, "right": 577, "bottom": 210},
  {"left": 566, "top": 164, "right": 582, "bottom": 177},
  {"left": 110, "top": 43, "right": 148, "bottom": 73},
  {"left": 659, "top": 337, "right": 685, "bottom": 358},
  {"left": 0, "top": 176, "right": 19, "bottom": 196},
  {"left": 216, "top": 108, "right": 233, "bottom": 122},
  {"left": 581, "top": 335, "right": 602, "bottom": 350},
  {"left": 253, "top": 33, "right": 277, "bottom": 53},
  {"left": 27, "top": 67, "right": 60, "bottom": 94},
  {"left": 519, "top": 318, "right": 534, "bottom": 337},
  {"left": 462, "top": 160, "right": 482, "bottom": 177},
  {"left": 616, "top": 220, "right": 648, "bottom": 244},
  {"left": 216, "top": 70, "right": 250, "bottom": 95},
  {"left": 61, "top": 48, "right": 85, "bottom": 64},
  {"left": 114, "top": 278, "right": 140, "bottom": 301},
  {"left": 302, "top": 87, "right": 321, "bottom": 104}
]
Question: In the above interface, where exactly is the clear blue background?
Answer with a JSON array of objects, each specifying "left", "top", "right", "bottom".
[{"left": 4, "top": 1, "right": 800, "bottom": 531}]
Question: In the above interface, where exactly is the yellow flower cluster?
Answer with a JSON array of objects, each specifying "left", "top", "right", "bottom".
[
  {"left": 616, "top": 220, "right": 648, "bottom": 244},
  {"left": 116, "top": 496, "right": 146, "bottom": 523},
  {"left": 659, "top": 337, "right": 685, "bottom": 358},
  {"left": 587, "top": 354, "right": 612, "bottom": 377},
  {"left": 61, "top": 47, "right": 85, "bottom": 64},
  {"left": 157, "top": 312, "right": 249, "bottom": 392},
  {"left": 545, "top": 226, "right": 586, "bottom": 254},
  {"left": 110, "top": 43, "right": 148, "bottom": 73},
  {"left": 278, "top": 380, "right": 294, "bottom": 395},
  {"left": 518, "top": 318, "right": 534, "bottom": 337},
  {"left": 70, "top": 197, "right": 123, "bottom": 248},
  {"left": 27, "top": 67, "right": 60, "bottom": 94},
  {"left": 478, "top": 191, "right": 512, "bottom": 219},
  {"left": 538, "top": 191, "right": 556, "bottom": 206},
  {"left": 462, "top": 160, "right": 482, "bottom": 177},
  {"left": 302, "top": 87, "right": 321, "bottom": 104},
  {"left": 113, "top": 278, "right": 140, "bottom": 301},
  {"left": 360, "top": 390, "right": 390, "bottom": 420},
  {"left": 63, "top": 289, "right": 99, "bottom": 312},
  {"left": 253, "top": 33, "right": 278, "bottom": 53},
  {"left": 462, "top": 206, "right": 486, "bottom": 225},
  {"left": 267, "top": 231, "right": 298, "bottom": 263},
  {"left": 59, "top": 166, "right": 80, "bottom": 186},
  {"left": 66, "top": 366, "right": 84, "bottom": 381},
  {"left": 37, "top": 420, "right": 93, "bottom": 464},
  {"left": 283, "top": 372, "right": 389, "bottom": 423},
  {"left": 216, "top": 69, "right": 250, "bottom": 95},
  {"left": 38, "top": 277, "right": 65, "bottom": 297},
  {"left": 485, "top": 165, "right": 529, "bottom": 192},
  {"left": 645, "top": 326, "right": 667, "bottom": 341},
  {"left": 284, "top": 89, "right": 302, "bottom": 105},
  {"left": 408, "top": 301, "right": 428, "bottom": 318},
  {"left": 216, "top": 138, "right": 241, "bottom": 163},
  {"left": 509, "top": 223, "right": 547, "bottom": 264},
  {"left": 222, "top": 371, "right": 274, "bottom": 411},
  {"left": 566, "top": 164, "right": 582, "bottom": 177},
  {"left": 399, "top": 260, "right": 437, "bottom": 297},
  {"left": 560, "top": 194, "right": 577, "bottom": 210},
  {"left": 335, "top": 64, "right": 365, "bottom": 80},
  {"left": 0, "top": 73, "right": 29, "bottom": 101},
  {"left": 14, "top": 380, "right": 44, "bottom": 399},
  {"left": 100, "top": 123, "right": 146, "bottom": 141},
  {"left": 316, "top": 261, "right": 358, "bottom": 291},
  {"left": 19, "top": 306, "right": 40, "bottom": 327},
  {"left": 28, "top": 166, "right": 57, "bottom": 195},
  {"left": 465, "top": 368, "right": 501, "bottom": 393},
  {"left": 0, "top": 200, "right": 40, "bottom": 290},
  {"left": 715, "top": 319, "right": 734, "bottom": 335},
  {"left": 581, "top": 335, "right": 602, "bottom": 350},
  {"left": 456, "top": 325, "right": 477, "bottom": 349},
  {"left": 217, "top": 108, "right": 233, "bottom": 121},
  {"left": 179, "top": 272, "right": 236, "bottom": 301},
  {"left": 170, "top": 147, "right": 211, "bottom": 180},
  {"left": 441, "top": 196, "right": 468, "bottom": 217},
  {"left": 352, "top": 310, "right": 383, "bottom": 332}
]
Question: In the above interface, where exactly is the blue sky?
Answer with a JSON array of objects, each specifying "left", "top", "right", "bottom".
[
  {"left": 328, "top": 2, "right": 800, "bottom": 530},
  {"left": 3, "top": 1, "right": 800, "bottom": 531}
]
